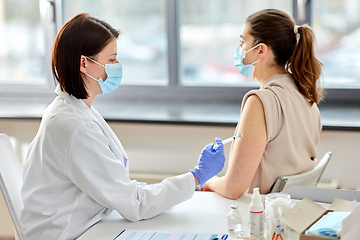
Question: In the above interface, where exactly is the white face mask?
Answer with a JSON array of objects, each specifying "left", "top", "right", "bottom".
[{"left": 84, "top": 57, "right": 123, "bottom": 94}]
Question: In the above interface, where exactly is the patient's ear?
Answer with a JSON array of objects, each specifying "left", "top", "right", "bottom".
[{"left": 257, "top": 43, "right": 268, "bottom": 60}]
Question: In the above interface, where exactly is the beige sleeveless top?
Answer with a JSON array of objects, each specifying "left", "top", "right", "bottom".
[{"left": 236, "top": 73, "right": 322, "bottom": 194}]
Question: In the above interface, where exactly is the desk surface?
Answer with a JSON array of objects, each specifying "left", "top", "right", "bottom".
[{"left": 78, "top": 192, "right": 253, "bottom": 240}]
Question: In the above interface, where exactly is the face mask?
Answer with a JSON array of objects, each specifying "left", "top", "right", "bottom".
[
  {"left": 234, "top": 43, "right": 261, "bottom": 79},
  {"left": 84, "top": 57, "right": 123, "bottom": 94}
]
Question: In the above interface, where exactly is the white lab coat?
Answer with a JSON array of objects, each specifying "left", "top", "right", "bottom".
[{"left": 20, "top": 85, "right": 195, "bottom": 240}]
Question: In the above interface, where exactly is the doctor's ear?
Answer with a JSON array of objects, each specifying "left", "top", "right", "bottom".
[
  {"left": 79, "top": 55, "right": 87, "bottom": 73},
  {"left": 257, "top": 43, "right": 269, "bottom": 60}
]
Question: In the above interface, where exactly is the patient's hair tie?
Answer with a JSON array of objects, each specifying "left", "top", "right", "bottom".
[{"left": 294, "top": 25, "right": 300, "bottom": 35}]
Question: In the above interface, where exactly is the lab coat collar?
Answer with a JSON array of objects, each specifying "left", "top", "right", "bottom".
[{"left": 54, "top": 84, "right": 98, "bottom": 122}]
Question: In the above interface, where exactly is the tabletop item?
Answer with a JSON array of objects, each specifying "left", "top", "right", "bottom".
[
  {"left": 114, "top": 229, "right": 228, "bottom": 240},
  {"left": 264, "top": 193, "right": 291, "bottom": 240},
  {"left": 228, "top": 205, "right": 243, "bottom": 237},
  {"left": 305, "top": 211, "right": 350, "bottom": 238},
  {"left": 249, "top": 188, "right": 264, "bottom": 239}
]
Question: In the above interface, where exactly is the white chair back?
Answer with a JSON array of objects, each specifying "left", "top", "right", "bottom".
[
  {"left": 271, "top": 152, "right": 332, "bottom": 193},
  {"left": 0, "top": 134, "right": 27, "bottom": 240}
]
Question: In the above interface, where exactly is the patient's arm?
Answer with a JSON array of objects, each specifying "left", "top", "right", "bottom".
[{"left": 201, "top": 95, "right": 267, "bottom": 199}]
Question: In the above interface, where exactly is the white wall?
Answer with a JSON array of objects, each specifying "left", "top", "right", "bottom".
[
  {"left": 316, "top": 130, "right": 360, "bottom": 189},
  {"left": 0, "top": 119, "right": 359, "bottom": 189}
]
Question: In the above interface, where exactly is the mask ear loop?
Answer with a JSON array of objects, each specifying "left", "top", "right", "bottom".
[
  {"left": 86, "top": 56, "right": 105, "bottom": 68},
  {"left": 247, "top": 43, "right": 262, "bottom": 65},
  {"left": 251, "top": 59, "right": 260, "bottom": 65},
  {"left": 84, "top": 56, "right": 107, "bottom": 82},
  {"left": 83, "top": 72, "right": 100, "bottom": 82},
  {"left": 246, "top": 43, "right": 262, "bottom": 53}
]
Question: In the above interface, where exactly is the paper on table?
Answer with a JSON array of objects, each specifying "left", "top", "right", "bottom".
[
  {"left": 290, "top": 199, "right": 331, "bottom": 209},
  {"left": 114, "top": 230, "right": 228, "bottom": 240}
]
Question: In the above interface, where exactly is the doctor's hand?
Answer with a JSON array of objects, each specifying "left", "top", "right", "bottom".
[{"left": 189, "top": 137, "right": 225, "bottom": 189}]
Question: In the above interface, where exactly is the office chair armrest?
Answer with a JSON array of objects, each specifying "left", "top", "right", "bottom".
[{"left": 270, "top": 176, "right": 288, "bottom": 193}]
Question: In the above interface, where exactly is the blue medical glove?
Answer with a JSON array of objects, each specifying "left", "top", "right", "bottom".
[{"left": 189, "top": 137, "right": 225, "bottom": 189}]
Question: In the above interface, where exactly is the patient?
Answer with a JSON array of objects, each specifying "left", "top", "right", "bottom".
[{"left": 200, "top": 9, "right": 323, "bottom": 199}]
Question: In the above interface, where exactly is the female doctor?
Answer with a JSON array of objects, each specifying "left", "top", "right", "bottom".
[{"left": 20, "top": 13, "right": 225, "bottom": 240}]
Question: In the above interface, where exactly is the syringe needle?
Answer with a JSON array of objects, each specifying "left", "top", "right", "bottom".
[{"left": 214, "top": 135, "right": 241, "bottom": 148}]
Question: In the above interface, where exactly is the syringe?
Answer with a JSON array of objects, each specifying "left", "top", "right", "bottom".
[{"left": 214, "top": 135, "right": 241, "bottom": 148}]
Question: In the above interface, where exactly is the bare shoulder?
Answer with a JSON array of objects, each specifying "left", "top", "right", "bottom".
[
  {"left": 239, "top": 94, "right": 267, "bottom": 139},
  {"left": 242, "top": 94, "right": 265, "bottom": 122},
  {"left": 243, "top": 94, "right": 264, "bottom": 111}
]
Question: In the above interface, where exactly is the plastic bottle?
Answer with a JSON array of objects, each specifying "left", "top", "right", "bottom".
[
  {"left": 249, "top": 187, "right": 264, "bottom": 239},
  {"left": 227, "top": 204, "right": 243, "bottom": 237}
]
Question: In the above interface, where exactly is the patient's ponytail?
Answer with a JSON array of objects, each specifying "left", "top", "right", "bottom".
[
  {"left": 246, "top": 9, "right": 323, "bottom": 105},
  {"left": 287, "top": 25, "right": 323, "bottom": 105}
]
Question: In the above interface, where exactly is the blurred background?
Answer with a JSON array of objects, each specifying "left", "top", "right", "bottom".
[{"left": 1, "top": 0, "right": 360, "bottom": 89}]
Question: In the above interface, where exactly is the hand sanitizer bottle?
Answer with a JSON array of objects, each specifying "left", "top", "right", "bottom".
[
  {"left": 228, "top": 205, "right": 242, "bottom": 237},
  {"left": 250, "top": 187, "right": 264, "bottom": 239}
]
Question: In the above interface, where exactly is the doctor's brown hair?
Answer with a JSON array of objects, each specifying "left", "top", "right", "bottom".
[
  {"left": 52, "top": 13, "right": 120, "bottom": 99},
  {"left": 246, "top": 9, "right": 322, "bottom": 105}
]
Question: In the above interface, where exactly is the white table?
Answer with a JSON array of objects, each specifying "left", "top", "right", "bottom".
[{"left": 77, "top": 192, "right": 254, "bottom": 240}]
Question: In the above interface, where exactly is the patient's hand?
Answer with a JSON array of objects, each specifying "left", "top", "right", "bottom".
[
  {"left": 199, "top": 176, "right": 219, "bottom": 191},
  {"left": 199, "top": 184, "right": 212, "bottom": 191}
]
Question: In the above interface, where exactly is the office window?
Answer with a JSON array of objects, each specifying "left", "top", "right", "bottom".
[
  {"left": 0, "top": 0, "right": 358, "bottom": 104},
  {"left": 179, "top": 0, "right": 292, "bottom": 87},
  {"left": 313, "top": 0, "right": 360, "bottom": 89},
  {"left": 63, "top": 0, "right": 168, "bottom": 86},
  {"left": 0, "top": 0, "right": 47, "bottom": 85}
]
